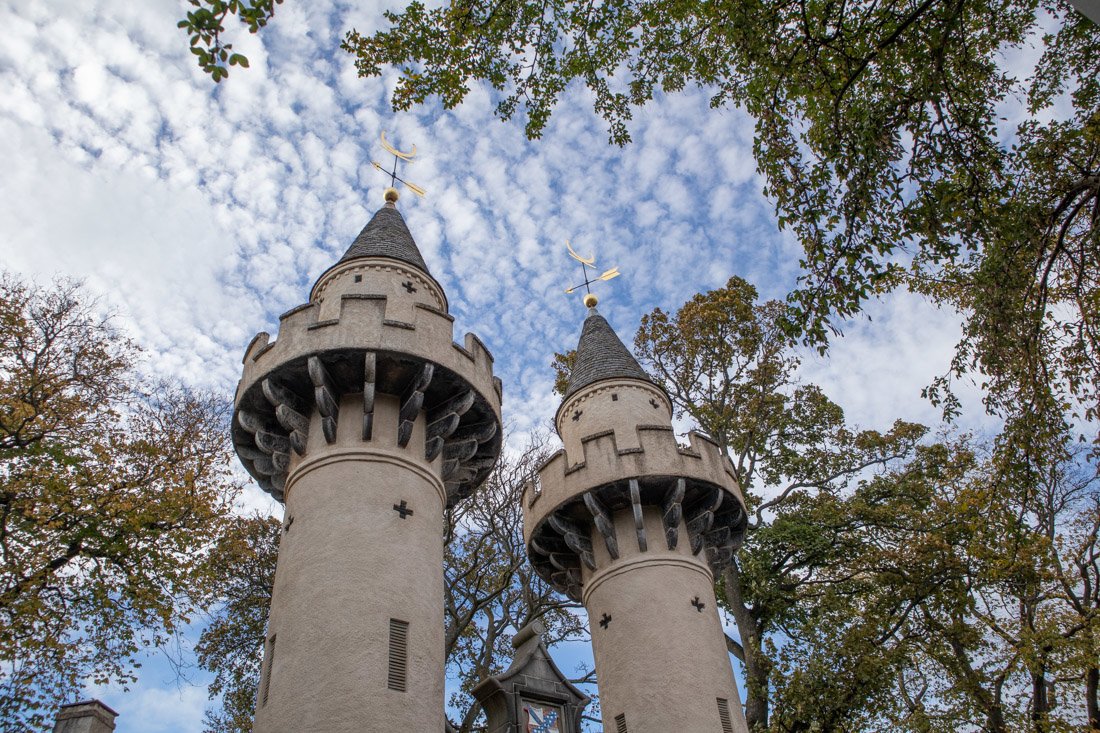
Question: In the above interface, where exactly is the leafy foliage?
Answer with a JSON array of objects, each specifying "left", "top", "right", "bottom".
[
  {"left": 0, "top": 273, "right": 242, "bottom": 731},
  {"left": 178, "top": 0, "right": 277, "bottom": 81},
  {"left": 550, "top": 350, "right": 576, "bottom": 397},
  {"left": 194, "top": 514, "right": 281, "bottom": 733},
  {"left": 764, "top": 428, "right": 1100, "bottom": 733}
]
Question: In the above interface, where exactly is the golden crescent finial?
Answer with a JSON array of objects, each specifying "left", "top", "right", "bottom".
[
  {"left": 564, "top": 241, "right": 621, "bottom": 308},
  {"left": 380, "top": 131, "right": 417, "bottom": 161},
  {"left": 566, "top": 239, "right": 596, "bottom": 266}
]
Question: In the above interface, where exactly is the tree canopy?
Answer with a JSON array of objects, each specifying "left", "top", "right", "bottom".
[
  {"left": 0, "top": 273, "right": 243, "bottom": 731},
  {"left": 182, "top": 0, "right": 1100, "bottom": 458}
]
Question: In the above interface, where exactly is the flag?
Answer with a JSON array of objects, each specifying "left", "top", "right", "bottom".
[{"left": 524, "top": 704, "right": 561, "bottom": 733}]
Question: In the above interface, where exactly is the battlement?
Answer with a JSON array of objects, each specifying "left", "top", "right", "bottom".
[
  {"left": 238, "top": 291, "right": 499, "bottom": 408},
  {"left": 526, "top": 426, "right": 741, "bottom": 530},
  {"left": 521, "top": 421, "right": 747, "bottom": 600},
  {"left": 233, "top": 283, "right": 502, "bottom": 506}
]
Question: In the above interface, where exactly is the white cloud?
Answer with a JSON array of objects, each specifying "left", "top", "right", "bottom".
[{"left": 0, "top": 0, "right": 1004, "bottom": 728}]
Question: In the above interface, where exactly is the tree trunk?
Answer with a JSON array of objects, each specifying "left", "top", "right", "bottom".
[
  {"left": 722, "top": 560, "right": 770, "bottom": 732},
  {"left": 1030, "top": 667, "right": 1048, "bottom": 733},
  {"left": 1086, "top": 666, "right": 1099, "bottom": 731},
  {"left": 988, "top": 674, "right": 1008, "bottom": 733}
]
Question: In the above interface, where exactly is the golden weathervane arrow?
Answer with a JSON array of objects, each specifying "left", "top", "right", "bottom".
[
  {"left": 564, "top": 240, "right": 621, "bottom": 308},
  {"left": 372, "top": 131, "right": 426, "bottom": 200}
]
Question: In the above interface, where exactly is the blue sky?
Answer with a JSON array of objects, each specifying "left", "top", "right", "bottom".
[{"left": 0, "top": 0, "right": 1000, "bottom": 730}]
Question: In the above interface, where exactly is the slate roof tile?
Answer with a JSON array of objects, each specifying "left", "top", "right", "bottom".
[
  {"left": 340, "top": 203, "right": 429, "bottom": 273},
  {"left": 564, "top": 310, "right": 654, "bottom": 398}
]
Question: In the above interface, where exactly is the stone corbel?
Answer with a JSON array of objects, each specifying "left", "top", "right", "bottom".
[
  {"left": 686, "top": 487, "right": 723, "bottom": 555},
  {"left": 362, "top": 351, "right": 376, "bottom": 440},
  {"left": 398, "top": 363, "right": 434, "bottom": 447},
  {"left": 583, "top": 491, "right": 620, "bottom": 560},
  {"left": 629, "top": 479, "right": 647, "bottom": 552},
  {"left": 662, "top": 478, "right": 685, "bottom": 550},
  {"left": 307, "top": 356, "right": 339, "bottom": 443}
]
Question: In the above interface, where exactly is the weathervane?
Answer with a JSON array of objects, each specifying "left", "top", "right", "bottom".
[
  {"left": 372, "top": 131, "right": 426, "bottom": 202},
  {"left": 564, "top": 241, "right": 621, "bottom": 308}
]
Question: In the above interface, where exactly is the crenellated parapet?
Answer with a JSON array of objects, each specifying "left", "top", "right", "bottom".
[
  {"left": 232, "top": 256, "right": 502, "bottom": 506},
  {"left": 523, "top": 421, "right": 747, "bottom": 601}
]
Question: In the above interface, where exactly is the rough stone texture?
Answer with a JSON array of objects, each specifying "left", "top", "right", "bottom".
[
  {"left": 563, "top": 309, "right": 655, "bottom": 398},
  {"left": 472, "top": 621, "right": 589, "bottom": 733},
  {"left": 526, "top": 314, "right": 750, "bottom": 733},
  {"left": 52, "top": 700, "right": 117, "bottom": 733},
  {"left": 339, "top": 203, "right": 429, "bottom": 273}
]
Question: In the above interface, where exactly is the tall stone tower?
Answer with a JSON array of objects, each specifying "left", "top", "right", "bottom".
[
  {"left": 232, "top": 190, "right": 502, "bottom": 732},
  {"left": 523, "top": 301, "right": 749, "bottom": 733}
]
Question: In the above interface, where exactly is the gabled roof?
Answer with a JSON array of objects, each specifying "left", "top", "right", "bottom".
[
  {"left": 339, "top": 202, "right": 429, "bottom": 273},
  {"left": 564, "top": 309, "right": 654, "bottom": 398}
]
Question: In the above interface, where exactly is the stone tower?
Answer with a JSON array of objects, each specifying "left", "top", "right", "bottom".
[
  {"left": 232, "top": 191, "right": 502, "bottom": 732},
  {"left": 523, "top": 303, "right": 749, "bottom": 733}
]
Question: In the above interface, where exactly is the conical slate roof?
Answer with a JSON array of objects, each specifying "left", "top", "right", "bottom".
[
  {"left": 340, "top": 203, "right": 429, "bottom": 272},
  {"left": 564, "top": 309, "right": 654, "bottom": 398}
]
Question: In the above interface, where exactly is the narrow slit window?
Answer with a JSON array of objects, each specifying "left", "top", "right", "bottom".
[
  {"left": 615, "top": 713, "right": 628, "bottom": 733},
  {"left": 718, "top": 697, "right": 733, "bottom": 733},
  {"left": 387, "top": 619, "right": 409, "bottom": 692},
  {"left": 260, "top": 634, "right": 276, "bottom": 707}
]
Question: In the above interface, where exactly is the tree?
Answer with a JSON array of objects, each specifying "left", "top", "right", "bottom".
[
  {"left": 444, "top": 431, "right": 589, "bottom": 732},
  {"left": 181, "top": 0, "right": 1099, "bottom": 458},
  {"left": 627, "top": 276, "right": 927, "bottom": 730},
  {"left": 195, "top": 433, "right": 589, "bottom": 732},
  {"left": 194, "top": 513, "right": 281, "bottom": 733},
  {"left": 0, "top": 273, "right": 243, "bottom": 732},
  {"left": 768, "top": 430, "right": 1100, "bottom": 733},
  {"left": 766, "top": 437, "right": 995, "bottom": 733}
]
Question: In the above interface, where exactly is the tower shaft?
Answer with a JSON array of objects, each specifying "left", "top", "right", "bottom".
[
  {"left": 583, "top": 507, "right": 743, "bottom": 732},
  {"left": 255, "top": 395, "right": 446, "bottom": 732}
]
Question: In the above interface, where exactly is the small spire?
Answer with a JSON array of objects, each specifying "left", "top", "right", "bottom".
[
  {"left": 564, "top": 310, "right": 654, "bottom": 398},
  {"left": 339, "top": 205, "right": 430, "bottom": 273}
]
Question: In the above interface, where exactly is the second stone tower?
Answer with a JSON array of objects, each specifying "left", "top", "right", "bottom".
[{"left": 524, "top": 302, "right": 749, "bottom": 733}]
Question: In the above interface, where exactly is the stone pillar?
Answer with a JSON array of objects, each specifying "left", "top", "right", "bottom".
[
  {"left": 51, "top": 700, "right": 117, "bottom": 733},
  {"left": 524, "top": 310, "right": 749, "bottom": 733},
  {"left": 234, "top": 201, "right": 502, "bottom": 732}
]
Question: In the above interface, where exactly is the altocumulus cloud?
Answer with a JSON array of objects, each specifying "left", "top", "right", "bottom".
[{"left": 0, "top": 0, "right": 995, "bottom": 729}]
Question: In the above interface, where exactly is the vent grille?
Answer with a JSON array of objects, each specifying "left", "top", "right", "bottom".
[
  {"left": 260, "top": 635, "right": 276, "bottom": 707},
  {"left": 615, "top": 713, "right": 628, "bottom": 733},
  {"left": 718, "top": 697, "right": 733, "bottom": 733},
  {"left": 387, "top": 619, "right": 409, "bottom": 692}
]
